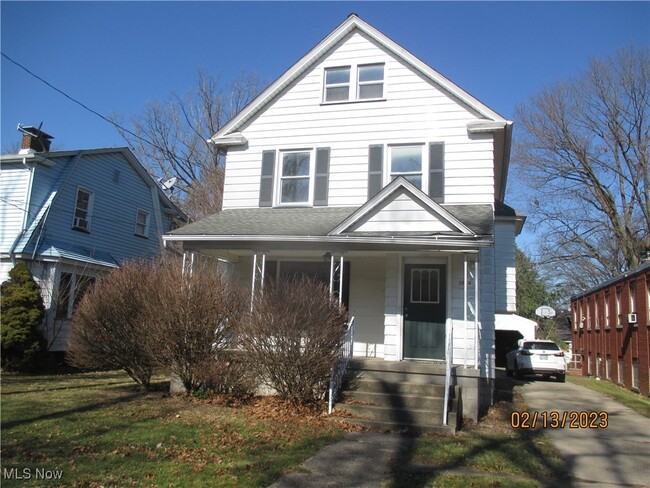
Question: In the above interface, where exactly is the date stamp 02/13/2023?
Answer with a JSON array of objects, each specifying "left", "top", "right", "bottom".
[{"left": 511, "top": 410, "right": 609, "bottom": 429}]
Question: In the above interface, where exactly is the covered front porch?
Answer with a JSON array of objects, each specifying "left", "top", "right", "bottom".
[{"left": 180, "top": 246, "right": 488, "bottom": 371}]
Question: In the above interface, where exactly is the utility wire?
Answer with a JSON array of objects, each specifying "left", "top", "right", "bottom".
[{"left": 1, "top": 51, "right": 158, "bottom": 151}]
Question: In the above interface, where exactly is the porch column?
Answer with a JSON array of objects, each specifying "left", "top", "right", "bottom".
[
  {"left": 463, "top": 252, "right": 480, "bottom": 369},
  {"left": 250, "top": 252, "right": 266, "bottom": 311},
  {"left": 182, "top": 251, "right": 195, "bottom": 277},
  {"left": 328, "top": 253, "right": 344, "bottom": 309}
]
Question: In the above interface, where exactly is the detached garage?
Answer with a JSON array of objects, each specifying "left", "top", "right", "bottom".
[{"left": 495, "top": 314, "right": 537, "bottom": 367}]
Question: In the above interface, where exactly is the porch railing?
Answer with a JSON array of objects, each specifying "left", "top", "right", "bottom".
[
  {"left": 328, "top": 316, "right": 355, "bottom": 414},
  {"left": 443, "top": 318, "right": 453, "bottom": 426}
]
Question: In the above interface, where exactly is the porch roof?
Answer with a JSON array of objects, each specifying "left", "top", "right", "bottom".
[{"left": 166, "top": 204, "right": 494, "bottom": 241}]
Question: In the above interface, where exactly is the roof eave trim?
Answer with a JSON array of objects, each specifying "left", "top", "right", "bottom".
[
  {"left": 209, "top": 132, "right": 248, "bottom": 147},
  {"left": 162, "top": 233, "right": 492, "bottom": 248}
]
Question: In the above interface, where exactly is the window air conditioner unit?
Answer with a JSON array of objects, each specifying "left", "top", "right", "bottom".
[{"left": 627, "top": 313, "right": 637, "bottom": 324}]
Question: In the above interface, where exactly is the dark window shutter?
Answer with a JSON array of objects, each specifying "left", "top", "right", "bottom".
[
  {"left": 428, "top": 142, "right": 444, "bottom": 203},
  {"left": 259, "top": 150, "right": 276, "bottom": 207},
  {"left": 314, "top": 147, "right": 330, "bottom": 206},
  {"left": 367, "top": 145, "right": 383, "bottom": 199}
]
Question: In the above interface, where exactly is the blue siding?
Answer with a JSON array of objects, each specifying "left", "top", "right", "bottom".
[{"left": 39, "top": 151, "right": 163, "bottom": 265}]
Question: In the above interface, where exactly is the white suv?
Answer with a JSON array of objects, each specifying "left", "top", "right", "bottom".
[{"left": 506, "top": 339, "right": 567, "bottom": 382}]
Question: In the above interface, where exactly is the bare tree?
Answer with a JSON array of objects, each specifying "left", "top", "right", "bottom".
[
  {"left": 113, "top": 69, "right": 264, "bottom": 220},
  {"left": 514, "top": 47, "right": 649, "bottom": 292}
]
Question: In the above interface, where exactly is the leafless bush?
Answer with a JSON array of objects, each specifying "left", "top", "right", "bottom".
[
  {"left": 67, "top": 261, "right": 159, "bottom": 389},
  {"left": 194, "top": 350, "right": 258, "bottom": 399},
  {"left": 153, "top": 259, "right": 247, "bottom": 393},
  {"left": 241, "top": 277, "right": 347, "bottom": 406}
]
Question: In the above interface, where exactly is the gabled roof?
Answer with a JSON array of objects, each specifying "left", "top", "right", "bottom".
[
  {"left": 330, "top": 177, "right": 475, "bottom": 236},
  {"left": 5, "top": 147, "right": 186, "bottom": 260},
  {"left": 211, "top": 14, "right": 508, "bottom": 143}
]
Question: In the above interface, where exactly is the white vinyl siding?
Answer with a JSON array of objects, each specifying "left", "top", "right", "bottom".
[
  {"left": 0, "top": 164, "right": 30, "bottom": 252},
  {"left": 222, "top": 31, "right": 494, "bottom": 209},
  {"left": 349, "top": 257, "right": 387, "bottom": 358}
]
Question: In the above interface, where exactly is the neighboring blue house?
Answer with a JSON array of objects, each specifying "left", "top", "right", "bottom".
[{"left": 0, "top": 126, "right": 185, "bottom": 351}]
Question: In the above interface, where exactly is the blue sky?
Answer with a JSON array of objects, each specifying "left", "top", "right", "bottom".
[{"left": 1, "top": 1, "right": 649, "bottom": 245}]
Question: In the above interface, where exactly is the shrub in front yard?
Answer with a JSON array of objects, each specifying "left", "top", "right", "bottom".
[
  {"left": 153, "top": 259, "right": 247, "bottom": 394},
  {"left": 67, "top": 261, "right": 158, "bottom": 388},
  {"left": 241, "top": 277, "right": 347, "bottom": 406},
  {"left": 0, "top": 262, "right": 47, "bottom": 371}
]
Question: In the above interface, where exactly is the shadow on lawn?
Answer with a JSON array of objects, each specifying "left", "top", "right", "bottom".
[
  {"left": 385, "top": 371, "right": 573, "bottom": 488},
  {"left": 2, "top": 388, "right": 152, "bottom": 430}
]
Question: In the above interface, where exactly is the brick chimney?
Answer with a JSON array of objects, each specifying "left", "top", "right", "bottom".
[{"left": 18, "top": 124, "right": 54, "bottom": 153}]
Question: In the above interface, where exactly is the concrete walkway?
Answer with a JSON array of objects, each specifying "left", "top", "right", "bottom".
[
  {"left": 268, "top": 432, "right": 414, "bottom": 488},
  {"left": 517, "top": 379, "right": 650, "bottom": 488}
]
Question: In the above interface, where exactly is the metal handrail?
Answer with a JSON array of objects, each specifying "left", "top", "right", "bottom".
[
  {"left": 328, "top": 316, "right": 355, "bottom": 414},
  {"left": 442, "top": 318, "right": 453, "bottom": 426}
]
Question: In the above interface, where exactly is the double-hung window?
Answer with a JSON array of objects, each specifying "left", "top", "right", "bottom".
[
  {"left": 324, "top": 67, "right": 351, "bottom": 102},
  {"left": 135, "top": 209, "right": 150, "bottom": 237},
  {"left": 279, "top": 150, "right": 311, "bottom": 204},
  {"left": 324, "top": 63, "right": 385, "bottom": 103},
  {"left": 358, "top": 64, "right": 384, "bottom": 99},
  {"left": 72, "top": 187, "right": 93, "bottom": 232},
  {"left": 390, "top": 145, "right": 423, "bottom": 189}
]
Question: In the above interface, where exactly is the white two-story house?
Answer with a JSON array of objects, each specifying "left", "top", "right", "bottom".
[{"left": 164, "top": 15, "right": 525, "bottom": 422}]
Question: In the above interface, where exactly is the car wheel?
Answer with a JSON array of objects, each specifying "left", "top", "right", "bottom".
[
  {"left": 556, "top": 373, "right": 566, "bottom": 383},
  {"left": 505, "top": 363, "right": 513, "bottom": 377}
]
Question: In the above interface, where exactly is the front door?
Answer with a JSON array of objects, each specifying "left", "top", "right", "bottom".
[{"left": 403, "top": 264, "right": 447, "bottom": 360}]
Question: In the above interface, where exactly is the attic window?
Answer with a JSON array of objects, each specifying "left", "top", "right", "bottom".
[
  {"left": 358, "top": 64, "right": 384, "bottom": 99},
  {"left": 324, "top": 67, "right": 350, "bottom": 102},
  {"left": 324, "top": 64, "right": 385, "bottom": 103}
]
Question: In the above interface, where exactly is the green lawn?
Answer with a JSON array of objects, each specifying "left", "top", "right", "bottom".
[
  {"left": 567, "top": 375, "right": 650, "bottom": 417},
  {"left": 1, "top": 371, "right": 343, "bottom": 487}
]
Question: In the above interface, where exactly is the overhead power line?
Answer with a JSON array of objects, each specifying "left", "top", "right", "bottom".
[{"left": 1, "top": 51, "right": 158, "bottom": 151}]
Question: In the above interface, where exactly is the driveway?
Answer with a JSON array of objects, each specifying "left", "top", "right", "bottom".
[{"left": 517, "top": 378, "right": 650, "bottom": 488}]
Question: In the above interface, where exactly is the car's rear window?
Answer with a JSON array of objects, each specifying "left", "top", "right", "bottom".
[{"left": 523, "top": 341, "right": 560, "bottom": 351}]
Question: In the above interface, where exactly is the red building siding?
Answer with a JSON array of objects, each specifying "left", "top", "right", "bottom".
[{"left": 571, "top": 263, "right": 650, "bottom": 396}]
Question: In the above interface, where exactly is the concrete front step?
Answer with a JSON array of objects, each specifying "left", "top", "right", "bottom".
[
  {"left": 344, "top": 390, "right": 445, "bottom": 410},
  {"left": 348, "top": 379, "right": 447, "bottom": 397},
  {"left": 336, "top": 403, "right": 447, "bottom": 425},
  {"left": 349, "top": 359, "right": 451, "bottom": 385},
  {"left": 330, "top": 416, "right": 457, "bottom": 435},
  {"left": 336, "top": 360, "right": 461, "bottom": 433}
]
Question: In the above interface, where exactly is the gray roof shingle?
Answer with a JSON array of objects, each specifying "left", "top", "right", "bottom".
[{"left": 170, "top": 204, "right": 495, "bottom": 238}]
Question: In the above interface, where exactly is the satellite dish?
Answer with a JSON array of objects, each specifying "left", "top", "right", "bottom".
[
  {"left": 535, "top": 305, "right": 556, "bottom": 318},
  {"left": 161, "top": 177, "right": 177, "bottom": 191}
]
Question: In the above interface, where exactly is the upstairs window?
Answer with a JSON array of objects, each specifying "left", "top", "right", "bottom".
[
  {"left": 358, "top": 64, "right": 384, "bottom": 99},
  {"left": 135, "top": 209, "right": 150, "bottom": 237},
  {"left": 324, "top": 67, "right": 350, "bottom": 102},
  {"left": 390, "top": 145, "right": 423, "bottom": 189},
  {"left": 279, "top": 150, "right": 312, "bottom": 204},
  {"left": 72, "top": 187, "right": 93, "bottom": 232},
  {"left": 323, "top": 63, "right": 385, "bottom": 103}
]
